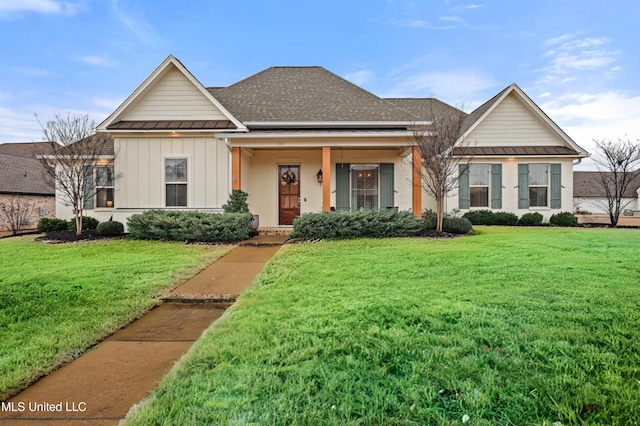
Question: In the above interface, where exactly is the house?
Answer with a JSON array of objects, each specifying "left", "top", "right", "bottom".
[
  {"left": 0, "top": 142, "right": 56, "bottom": 230},
  {"left": 574, "top": 171, "right": 640, "bottom": 214},
  {"left": 56, "top": 55, "right": 589, "bottom": 229}
]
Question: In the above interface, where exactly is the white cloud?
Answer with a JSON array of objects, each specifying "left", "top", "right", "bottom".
[
  {"left": 76, "top": 54, "right": 117, "bottom": 67},
  {"left": 453, "top": 3, "right": 483, "bottom": 10},
  {"left": 14, "top": 67, "right": 57, "bottom": 77},
  {"left": 110, "top": 0, "right": 162, "bottom": 46},
  {"left": 541, "top": 90, "right": 640, "bottom": 169},
  {"left": 538, "top": 34, "right": 621, "bottom": 84},
  {"left": 0, "top": 0, "right": 79, "bottom": 18},
  {"left": 383, "top": 70, "right": 496, "bottom": 108},
  {"left": 344, "top": 70, "right": 375, "bottom": 86},
  {"left": 91, "top": 96, "right": 124, "bottom": 111}
]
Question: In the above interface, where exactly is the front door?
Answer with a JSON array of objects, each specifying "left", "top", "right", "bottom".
[{"left": 279, "top": 165, "right": 300, "bottom": 225}]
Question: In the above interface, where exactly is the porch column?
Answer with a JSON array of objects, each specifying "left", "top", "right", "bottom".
[
  {"left": 322, "top": 146, "right": 331, "bottom": 212},
  {"left": 412, "top": 145, "right": 422, "bottom": 218},
  {"left": 232, "top": 147, "right": 241, "bottom": 190}
]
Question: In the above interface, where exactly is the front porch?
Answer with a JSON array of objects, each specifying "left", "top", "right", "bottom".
[{"left": 229, "top": 145, "right": 423, "bottom": 228}]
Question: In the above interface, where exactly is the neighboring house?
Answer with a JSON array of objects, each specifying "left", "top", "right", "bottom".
[
  {"left": 574, "top": 171, "right": 640, "bottom": 214},
  {"left": 0, "top": 142, "right": 56, "bottom": 230},
  {"left": 57, "top": 55, "right": 589, "bottom": 228}
]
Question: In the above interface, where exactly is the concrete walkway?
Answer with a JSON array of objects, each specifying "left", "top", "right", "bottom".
[{"left": 0, "top": 235, "right": 285, "bottom": 425}]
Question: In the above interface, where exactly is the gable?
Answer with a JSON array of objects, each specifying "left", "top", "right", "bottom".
[
  {"left": 466, "top": 93, "right": 564, "bottom": 147},
  {"left": 121, "top": 66, "right": 229, "bottom": 121}
]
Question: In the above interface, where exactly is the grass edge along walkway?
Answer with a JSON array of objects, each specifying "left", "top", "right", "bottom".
[
  {"left": 125, "top": 227, "right": 640, "bottom": 426},
  {"left": 0, "top": 236, "right": 232, "bottom": 400}
]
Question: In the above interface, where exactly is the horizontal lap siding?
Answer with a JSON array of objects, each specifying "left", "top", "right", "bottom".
[
  {"left": 123, "top": 68, "right": 228, "bottom": 121},
  {"left": 467, "top": 94, "right": 562, "bottom": 147}
]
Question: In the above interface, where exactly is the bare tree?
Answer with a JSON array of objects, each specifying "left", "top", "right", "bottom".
[
  {"left": 593, "top": 138, "right": 640, "bottom": 227},
  {"left": 0, "top": 195, "right": 36, "bottom": 235},
  {"left": 413, "top": 105, "right": 469, "bottom": 232},
  {"left": 36, "top": 113, "right": 112, "bottom": 235}
]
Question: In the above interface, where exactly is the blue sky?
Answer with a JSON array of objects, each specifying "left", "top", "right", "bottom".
[{"left": 1, "top": 0, "right": 639, "bottom": 169}]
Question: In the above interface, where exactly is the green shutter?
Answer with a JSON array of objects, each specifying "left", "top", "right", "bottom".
[
  {"left": 550, "top": 163, "right": 562, "bottom": 209},
  {"left": 491, "top": 164, "right": 502, "bottom": 209},
  {"left": 518, "top": 164, "right": 529, "bottom": 209},
  {"left": 380, "top": 163, "right": 395, "bottom": 209},
  {"left": 458, "top": 164, "right": 470, "bottom": 209},
  {"left": 335, "top": 163, "right": 350, "bottom": 211},
  {"left": 83, "top": 166, "right": 94, "bottom": 210}
]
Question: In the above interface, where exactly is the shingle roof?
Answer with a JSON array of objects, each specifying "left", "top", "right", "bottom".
[
  {"left": 208, "top": 66, "right": 418, "bottom": 123},
  {"left": 574, "top": 171, "right": 640, "bottom": 198},
  {"left": 453, "top": 146, "right": 579, "bottom": 156},
  {"left": 0, "top": 154, "right": 53, "bottom": 195},
  {"left": 384, "top": 98, "right": 466, "bottom": 121},
  {"left": 0, "top": 142, "right": 55, "bottom": 158}
]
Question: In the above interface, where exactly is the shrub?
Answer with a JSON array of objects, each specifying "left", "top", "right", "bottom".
[
  {"left": 223, "top": 190, "right": 250, "bottom": 214},
  {"left": 291, "top": 210, "right": 425, "bottom": 240},
  {"left": 462, "top": 210, "right": 518, "bottom": 226},
  {"left": 68, "top": 216, "right": 99, "bottom": 231},
  {"left": 421, "top": 209, "right": 437, "bottom": 230},
  {"left": 37, "top": 217, "right": 69, "bottom": 232},
  {"left": 462, "top": 210, "right": 495, "bottom": 225},
  {"left": 493, "top": 212, "right": 519, "bottom": 226},
  {"left": 550, "top": 212, "right": 578, "bottom": 227},
  {"left": 96, "top": 220, "right": 125, "bottom": 236},
  {"left": 442, "top": 217, "right": 473, "bottom": 234},
  {"left": 518, "top": 212, "right": 544, "bottom": 226},
  {"left": 127, "top": 210, "right": 251, "bottom": 242}
]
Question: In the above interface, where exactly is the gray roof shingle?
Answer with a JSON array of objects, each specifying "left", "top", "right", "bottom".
[
  {"left": 574, "top": 171, "right": 640, "bottom": 198},
  {"left": 0, "top": 154, "right": 53, "bottom": 195},
  {"left": 384, "top": 98, "right": 466, "bottom": 121},
  {"left": 208, "top": 66, "right": 418, "bottom": 124}
]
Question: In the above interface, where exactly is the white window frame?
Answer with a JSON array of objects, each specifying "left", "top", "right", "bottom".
[
  {"left": 350, "top": 164, "right": 380, "bottom": 211},
  {"left": 469, "top": 164, "right": 490, "bottom": 208},
  {"left": 164, "top": 157, "right": 189, "bottom": 208},
  {"left": 95, "top": 166, "right": 115, "bottom": 209},
  {"left": 529, "top": 164, "right": 549, "bottom": 208}
]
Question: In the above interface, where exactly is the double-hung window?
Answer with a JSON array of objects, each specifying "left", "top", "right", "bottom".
[
  {"left": 165, "top": 158, "right": 188, "bottom": 207},
  {"left": 528, "top": 164, "right": 548, "bottom": 207},
  {"left": 351, "top": 165, "right": 379, "bottom": 211},
  {"left": 95, "top": 166, "right": 115, "bottom": 208},
  {"left": 469, "top": 164, "right": 490, "bottom": 208}
]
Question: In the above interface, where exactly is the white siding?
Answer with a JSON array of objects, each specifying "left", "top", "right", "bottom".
[
  {"left": 467, "top": 94, "right": 564, "bottom": 147},
  {"left": 122, "top": 67, "right": 229, "bottom": 121},
  {"left": 441, "top": 158, "right": 575, "bottom": 221},
  {"left": 114, "top": 136, "right": 230, "bottom": 210}
]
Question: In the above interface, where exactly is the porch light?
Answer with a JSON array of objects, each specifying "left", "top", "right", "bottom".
[{"left": 316, "top": 169, "right": 323, "bottom": 183}]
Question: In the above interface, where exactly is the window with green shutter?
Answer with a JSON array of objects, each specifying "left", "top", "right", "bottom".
[
  {"left": 458, "top": 164, "right": 470, "bottom": 209},
  {"left": 550, "top": 163, "right": 562, "bottom": 209},
  {"left": 380, "top": 163, "right": 395, "bottom": 209},
  {"left": 518, "top": 164, "right": 529, "bottom": 209},
  {"left": 491, "top": 164, "right": 502, "bottom": 209},
  {"left": 335, "top": 163, "right": 350, "bottom": 211}
]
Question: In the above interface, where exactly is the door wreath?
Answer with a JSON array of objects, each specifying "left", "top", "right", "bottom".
[{"left": 281, "top": 169, "right": 296, "bottom": 184}]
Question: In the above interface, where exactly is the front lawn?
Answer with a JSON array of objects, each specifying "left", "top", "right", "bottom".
[
  {"left": 126, "top": 227, "right": 640, "bottom": 425},
  {"left": 0, "top": 236, "right": 231, "bottom": 399}
]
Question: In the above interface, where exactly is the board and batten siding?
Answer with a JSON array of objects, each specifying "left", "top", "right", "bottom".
[
  {"left": 466, "top": 93, "right": 563, "bottom": 147},
  {"left": 121, "top": 67, "right": 229, "bottom": 121},
  {"left": 114, "top": 137, "right": 230, "bottom": 209}
]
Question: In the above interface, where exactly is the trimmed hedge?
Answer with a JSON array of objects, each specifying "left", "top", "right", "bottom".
[
  {"left": 518, "top": 212, "right": 544, "bottom": 226},
  {"left": 68, "top": 216, "right": 99, "bottom": 231},
  {"left": 463, "top": 210, "right": 518, "bottom": 226},
  {"left": 96, "top": 220, "right": 125, "bottom": 236},
  {"left": 127, "top": 210, "right": 251, "bottom": 242},
  {"left": 442, "top": 217, "right": 473, "bottom": 234},
  {"left": 37, "top": 218, "right": 69, "bottom": 232},
  {"left": 291, "top": 210, "right": 426, "bottom": 240},
  {"left": 550, "top": 212, "right": 579, "bottom": 227}
]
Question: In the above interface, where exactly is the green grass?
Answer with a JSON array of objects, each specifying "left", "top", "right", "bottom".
[
  {"left": 0, "top": 236, "right": 231, "bottom": 399},
  {"left": 125, "top": 227, "right": 640, "bottom": 426}
]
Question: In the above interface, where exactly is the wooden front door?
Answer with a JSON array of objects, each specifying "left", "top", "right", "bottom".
[{"left": 279, "top": 165, "right": 300, "bottom": 225}]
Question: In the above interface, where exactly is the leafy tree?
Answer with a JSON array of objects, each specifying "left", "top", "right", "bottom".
[
  {"left": 36, "top": 113, "right": 112, "bottom": 235},
  {"left": 412, "top": 105, "right": 469, "bottom": 232},
  {"left": 593, "top": 138, "right": 640, "bottom": 227}
]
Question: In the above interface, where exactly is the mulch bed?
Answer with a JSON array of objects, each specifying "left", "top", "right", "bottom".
[{"left": 35, "top": 230, "right": 124, "bottom": 244}]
